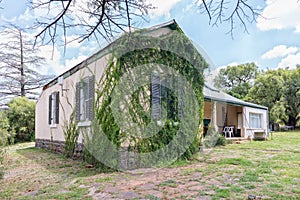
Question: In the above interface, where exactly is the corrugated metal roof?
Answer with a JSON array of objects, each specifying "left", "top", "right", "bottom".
[{"left": 203, "top": 83, "right": 268, "bottom": 110}]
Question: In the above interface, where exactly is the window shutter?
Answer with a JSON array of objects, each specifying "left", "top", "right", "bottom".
[
  {"left": 88, "top": 76, "right": 95, "bottom": 121},
  {"left": 177, "top": 78, "right": 184, "bottom": 118},
  {"left": 75, "top": 82, "right": 80, "bottom": 121},
  {"left": 151, "top": 72, "right": 161, "bottom": 120},
  {"left": 55, "top": 92, "right": 59, "bottom": 124},
  {"left": 48, "top": 95, "right": 52, "bottom": 124}
]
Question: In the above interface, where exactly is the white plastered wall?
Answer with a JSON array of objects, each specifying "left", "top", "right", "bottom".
[
  {"left": 35, "top": 54, "right": 109, "bottom": 143},
  {"left": 35, "top": 26, "right": 174, "bottom": 143},
  {"left": 243, "top": 106, "right": 268, "bottom": 138}
]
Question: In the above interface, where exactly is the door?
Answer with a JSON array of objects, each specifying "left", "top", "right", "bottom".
[
  {"left": 238, "top": 113, "right": 242, "bottom": 129},
  {"left": 237, "top": 113, "right": 242, "bottom": 137}
]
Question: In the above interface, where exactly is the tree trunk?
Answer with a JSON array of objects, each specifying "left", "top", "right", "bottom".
[{"left": 19, "top": 30, "right": 25, "bottom": 97}]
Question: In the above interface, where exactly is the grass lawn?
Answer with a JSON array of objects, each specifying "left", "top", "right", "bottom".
[{"left": 0, "top": 131, "right": 300, "bottom": 199}]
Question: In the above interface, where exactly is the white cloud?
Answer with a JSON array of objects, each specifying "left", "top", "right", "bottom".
[
  {"left": 147, "top": 0, "right": 183, "bottom": 18},
  {"left": 32, "top": 0, "right": 63, "bottom": 20},
  {"left": 64, "top": 35, "right": 82, "bottom": 49},
  {"left": 39, "top": 45, "right": 68, "bottom": 75},
  {"left": 278, "top": 53, "right": 300, "bottom": 69},
  {"left": 261, "top": 45, "right": 298, "bottom": 59},
  {"left": 257, "top": 0, "right": 300, "bottom": 33},
  {"left": 0, "top": 15, "right": 17, "bottom": 23},
  {"left": 79, "top": 44, "right": 97, "bottom": 54},
  {"left": 18, "top": 8, "right": 34, "bottom": 22},
  {"left": 204, "top": 62, "right": 239, "bottom": 84},
  {"left": 37, "top": 45, "right": 92, "bottom": 76},
  {"left": 183, "top": 3, "right": 193, "bottom": 12},
  {"left": 65, "top": 55, "right": 88, "bottom": 69}
]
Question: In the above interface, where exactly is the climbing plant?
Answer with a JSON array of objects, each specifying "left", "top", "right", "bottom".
[
  {"left": 85, "top": 24, "right": 208, "bottom": 168},
  {"left": 63, "top": 109, "right": 80, "bottom": 158},
  {"left": 61, "top": 85, "right": 81, "bottom": 158}
]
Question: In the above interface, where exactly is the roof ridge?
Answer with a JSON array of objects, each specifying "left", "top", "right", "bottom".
[{"left": 204, "top": 83, "right": 220, "bottom": 93}]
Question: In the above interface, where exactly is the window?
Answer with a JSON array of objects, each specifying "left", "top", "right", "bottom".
[
  {"left": 49, "top": 92, "right": 59, "bottom": 125},
  {"left": 150, "top": 72, "right": 183, "bottom": 121},
  {"left": 76, "top": 76, "right": 95, "bottom": 122},
  {"left": 249, "top": 113, "right": 262, "bottom": 129},
  {"left": 151, "top": 72, "right": 162, "bottom": 120}
]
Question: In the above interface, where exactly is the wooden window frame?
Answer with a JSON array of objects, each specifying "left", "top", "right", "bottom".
[
  {"left": 75, "top": 76, "right": 95, "bottom": 125},
  {"left": 48, "top": 92, "right": 59, "bottom": 126}
]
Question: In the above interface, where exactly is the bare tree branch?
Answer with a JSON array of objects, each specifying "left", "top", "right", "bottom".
[
  {"left": 31, "top": 0, "right": 153, "bottom": 49},
  {"left": 202, "top": 0, "right": 212, "bottom": 22},
  {"left": 36, "top": 0, "right": 73, "bottom": 47},
  {"left": 125, "top": 0, "right": 131, "bottom": 31},
  {"left": 26, "top": 0, "right": 265, "bottom": 51},
  {"left": 199, "top": 0, "right": 262, "bottom": 38},
  {"left": 81, "top": 0, "right": 107, "bottom": 41}
]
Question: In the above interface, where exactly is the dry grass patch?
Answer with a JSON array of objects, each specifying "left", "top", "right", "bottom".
[{"left": 0, "top": 131, "right": 299, "bottom": 199}]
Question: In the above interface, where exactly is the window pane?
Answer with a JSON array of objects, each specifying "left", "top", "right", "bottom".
[
  {"left": 249, "top": 113, "right": 262, "bottom": 128},
  {"left": 51, "top": 93, "right": 56, "bottom": 125},
  {"left": 80, "top": 88, "right": 85, "bottom": 121},
  {"left": 78, "top": 77, "right": 94, "bottom": 122},
  {"left": 76, "top": 76, "right": 95, "bottom": 121}
]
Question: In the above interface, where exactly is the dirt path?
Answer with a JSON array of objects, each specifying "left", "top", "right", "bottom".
[{"left": 0, "top": 143, "right": 236, "bottom": 199}]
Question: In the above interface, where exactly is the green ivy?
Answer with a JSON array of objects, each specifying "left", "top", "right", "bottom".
[
  {"left": 63, "top": 110, "right": 80, "bottom": 158},
  {"left": 86, "top": 25, "right": 208, "bottom": 168}
]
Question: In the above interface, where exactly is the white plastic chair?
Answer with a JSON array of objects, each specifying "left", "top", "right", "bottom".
[{"left": 223, "top": 126, "right": 234, "bottom": 138}]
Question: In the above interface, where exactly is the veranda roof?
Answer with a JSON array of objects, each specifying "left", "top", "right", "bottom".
[{"left": 203, "top": 83, "right": 268, "bottom": 110}]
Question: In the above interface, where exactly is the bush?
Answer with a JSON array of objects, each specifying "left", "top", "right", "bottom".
[
  {"left": 0, "top": 147, "right": 4, "bottom": 179},
  {"left": 0, "top": 111, "right": 15, "bottom": 145},
  {"left": 7, "top": 97, "right": 35, "bottom": 142},
  {"left": 0, "top": 111, "right": 9, "bottom": 179},
  {"left": 215, "top": 134, "right": 230, "bottom": 146},
  {"left": 203, "top": 125, "right": 230, "bottom": 148}
]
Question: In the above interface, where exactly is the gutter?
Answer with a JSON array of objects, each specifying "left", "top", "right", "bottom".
[{"left": 204, "top": 96, "right": 269, "bottom": 110}]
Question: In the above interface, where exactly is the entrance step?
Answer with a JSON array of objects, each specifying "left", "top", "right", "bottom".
[{"left": 225, "top": 137, "right": 249, "bottom": 144}]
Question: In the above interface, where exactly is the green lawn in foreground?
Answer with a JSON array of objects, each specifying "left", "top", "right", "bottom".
[{"left": 0, "top": 131, "right": 299, "bottom": 199}]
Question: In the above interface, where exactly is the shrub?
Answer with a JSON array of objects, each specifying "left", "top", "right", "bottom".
[
  {"left": 0, "top": 111, "right": 9, "bottom": 179},
  {"left": 216, "top": 134, "right": 229, "bottom": 146},
  {"left": 7, "top": 97, "right": 35, "bottom": 142},
  {"left": 203, "top": 124, "right": 230, "bottom": 148},
  {"left": 0, "top": 147, "right": 4, "bottom": 179},
  {"left": 0, "top": 111, "right": 15, "bottom": 145}
]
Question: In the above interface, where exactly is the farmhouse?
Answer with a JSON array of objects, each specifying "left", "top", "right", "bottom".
[
  {"left": 35, "top": 20, "right": 268, "bottom": 168},
  {"left": 203, "top": 84, "right": 268, "bottom": 139}
]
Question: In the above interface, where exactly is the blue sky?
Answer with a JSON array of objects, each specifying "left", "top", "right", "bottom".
[{"left": 1, "top": 0, "right": 300, "bottom": 80}]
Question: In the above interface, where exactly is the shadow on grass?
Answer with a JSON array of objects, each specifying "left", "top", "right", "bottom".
[{"left": 16, "top": 146, "right": 114, "bottom": 179}]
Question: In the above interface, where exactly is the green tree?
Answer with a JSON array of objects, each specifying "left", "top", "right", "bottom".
[
  {"left": 0, "top": 111, "right": 15, "bottom": 145},
  {"left": 245, "top": 69, "right": 286, "bottom": 123},
  {"left": 214, "top": 63, "right": 258, "bottom": 99},
  {"left": 0, "top": 110, "right": 10, "bottom": 179},
  {"left": 246, "top": 67, "right": 300, "bottom": 126},
  {"left": 0, "top": 146, "right": 4, "bottom": 179},
  {"left": 270, "top": 99, "right": 288, "bottom": 124},
  {"left": 282, "top": 66, "right": 300, "bottom": 126},
  {"left": 7, "top": 97, "right": 35, "bottom": 142}
]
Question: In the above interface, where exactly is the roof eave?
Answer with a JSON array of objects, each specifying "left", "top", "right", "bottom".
[{"left": 204, "top": 96, "right": 268, "bottom": 110}]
